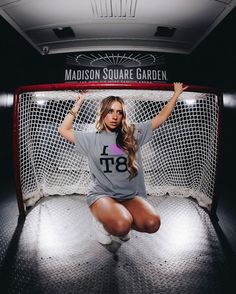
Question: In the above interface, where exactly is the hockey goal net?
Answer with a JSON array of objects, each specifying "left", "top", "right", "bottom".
[{"left": 13, "top": 82, "right": 221, "bottom": 214}]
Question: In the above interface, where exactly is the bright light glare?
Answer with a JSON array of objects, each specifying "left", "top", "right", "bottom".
[
  {"left": 223, "top": 93, "right": 236, "bottom": 107},
  {"left": 166, "top": 213, "right": 196, "bottom": 253},
  {"left": 185, "top": 99, "right": 196, "bottom": 105},
  {"left": 0, "top": 93, "right": 13, "bottom": 107},
  {"left": 33, "top": 91, "right": 78, "bottom": 101},
  {"left": 36, "top": 100, "right": 46, "bottom": 105},
  {"left": 39, "top": 222, "right": 61, "bottom": 251},
  {"left": 36, "top": 208, "right": 85, "bottom": 255}
]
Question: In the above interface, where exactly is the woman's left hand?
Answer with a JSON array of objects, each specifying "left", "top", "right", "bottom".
[{"left": 174, "top": 82, "right": 189, "bottom": 96}]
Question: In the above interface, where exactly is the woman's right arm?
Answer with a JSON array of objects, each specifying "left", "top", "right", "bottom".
[{"left": 58, "top": 92, "right": 86, "bottom": 143}]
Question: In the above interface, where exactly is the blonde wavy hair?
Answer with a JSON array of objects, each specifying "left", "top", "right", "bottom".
[{"left": 96, "top": 96, "right": 138, "bottom": 179}]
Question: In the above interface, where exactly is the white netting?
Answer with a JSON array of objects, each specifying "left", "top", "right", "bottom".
[{"left": 17, "top": 89, "right": 219, "bottom": 209}]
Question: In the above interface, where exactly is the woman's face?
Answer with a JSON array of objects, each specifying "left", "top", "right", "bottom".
[{"left": 103, "top": 101, "right": 123, "bottom": 131}]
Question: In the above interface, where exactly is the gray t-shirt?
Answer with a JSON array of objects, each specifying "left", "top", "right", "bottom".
[{"left": 74, "top": 120, "right": 152, "bottom": 206}]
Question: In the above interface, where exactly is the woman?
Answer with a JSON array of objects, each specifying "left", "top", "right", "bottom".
[{"left": 58, "top": 83, "right": 188, "bottom": 245}]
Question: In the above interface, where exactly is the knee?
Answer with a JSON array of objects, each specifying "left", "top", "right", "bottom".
[
  {"left": 106, "top": 218, "right": 132, "bottom": 236},
  {"left": 143, "top": 214, "right": 161, "bottom": 233}
]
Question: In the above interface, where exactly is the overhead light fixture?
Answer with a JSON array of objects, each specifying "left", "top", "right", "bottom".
[
  {"left": 91, "top": 0, "right": 137, "bottom": 18},
  {"left": 53, "top": 27, "right": 75, "bottom": 39},
  {"left": 155, "top": 26, "right": 176, "bottom": 37}
]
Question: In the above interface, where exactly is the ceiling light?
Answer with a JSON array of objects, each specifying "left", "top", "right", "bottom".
[{"left": 91, "top": 0, "right": 137, "bottom": 18}]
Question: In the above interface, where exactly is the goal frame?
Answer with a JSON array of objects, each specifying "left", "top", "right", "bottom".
[{"left": 13, "top": 82, "right": 223, "bottom": 219}]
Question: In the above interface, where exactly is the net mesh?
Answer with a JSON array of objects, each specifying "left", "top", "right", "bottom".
[{"left": 17, "top": 89, "right": 219, "bottom": 209}]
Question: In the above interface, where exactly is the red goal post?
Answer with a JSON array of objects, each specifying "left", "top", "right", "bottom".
[{"left": 13, "top": 82, "right": 223, "bottom": 218}]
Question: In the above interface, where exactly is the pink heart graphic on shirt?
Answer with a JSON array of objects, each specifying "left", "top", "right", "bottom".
[{"left": 109, "top": 144, "right": 124, "bottom": 155}]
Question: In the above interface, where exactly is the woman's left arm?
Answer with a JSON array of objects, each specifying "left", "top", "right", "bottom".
[{"left": 151, "top": 82, "right": 188, "bottom": 130}]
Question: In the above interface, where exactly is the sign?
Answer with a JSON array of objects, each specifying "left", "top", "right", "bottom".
[{"left": 64, "top": 51, "right": 168, "bottom": 83}]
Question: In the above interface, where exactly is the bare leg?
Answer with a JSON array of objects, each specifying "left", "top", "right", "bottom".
[
  {"left": 121, "top": 196, "right": 161, "bottom": 233},
  {"left": 90, "top": 196, "right": 133, "bottom": 236}
]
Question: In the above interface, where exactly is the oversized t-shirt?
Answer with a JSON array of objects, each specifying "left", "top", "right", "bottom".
[{"left": 74, "top": 120, "right": 152, "bottom": 206}]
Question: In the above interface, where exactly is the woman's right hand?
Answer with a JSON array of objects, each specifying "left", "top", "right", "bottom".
[{"left": 73, "top": 90, "right": 86, "bottom": 111}]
